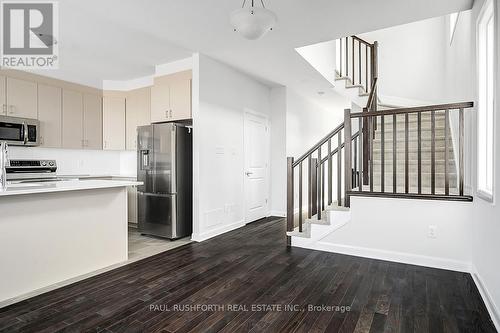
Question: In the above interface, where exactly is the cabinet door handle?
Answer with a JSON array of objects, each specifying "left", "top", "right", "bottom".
[
  {"left": 169, "top": 110, "right": 172, "bottom": 118},
  {"left": 9, "top": 105, "right": 14, "bottom": 114},
  {"left": 2, "top": 104, "right": 6, "bottom": 115},
  {"left": 165, "top": 110, "right": 168, "bottom": 119}
]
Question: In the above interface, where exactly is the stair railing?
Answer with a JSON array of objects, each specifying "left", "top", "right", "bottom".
[
  {"left": 337, "top": 36, "right": 378, "bottom": 98},
  {"left": 286, "top": 111, "right": 360, "bottom": 242},
  {"left": 346, "top": 101, "right": 474, "bottom": 203}
]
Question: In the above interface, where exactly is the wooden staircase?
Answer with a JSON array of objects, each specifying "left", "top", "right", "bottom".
[{"left": 286, "top": 34, "right": 474, "bottom": 243}]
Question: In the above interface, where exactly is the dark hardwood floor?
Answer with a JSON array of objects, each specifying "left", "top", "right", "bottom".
[{"left": 0, "top": 217, "right": 496, "bottom": 333}]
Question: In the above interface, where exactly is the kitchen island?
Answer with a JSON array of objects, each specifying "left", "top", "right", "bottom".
[{"left": 0, "top": 179, "right": 141, "bottom": 304}]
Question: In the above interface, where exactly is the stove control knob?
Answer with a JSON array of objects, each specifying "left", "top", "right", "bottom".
[
  {"left": 41, "top": 161, "right": 47, "bottom": 166},
  {"left": 49, "top": 162, "right": 55, "bottom": 167}
]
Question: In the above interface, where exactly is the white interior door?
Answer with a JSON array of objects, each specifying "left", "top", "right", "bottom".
[{"left": 244, "top": 112, "right": 269, "bottom": 223}]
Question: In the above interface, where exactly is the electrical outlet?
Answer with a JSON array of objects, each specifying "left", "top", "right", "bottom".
[{"left": 428, "top": 225, "right": 437, "bottom": 239}]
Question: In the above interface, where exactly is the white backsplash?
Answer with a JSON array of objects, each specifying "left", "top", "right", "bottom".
[{"left": 9, "top": 147, "right": 137, "bottom": 177}]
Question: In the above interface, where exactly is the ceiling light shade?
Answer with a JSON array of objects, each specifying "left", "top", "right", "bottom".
[{"left": 230, "top": 2, "right": 277, "bottom": 40}]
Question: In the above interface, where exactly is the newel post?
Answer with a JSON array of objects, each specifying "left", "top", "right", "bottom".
[
  {"left": 370, "top": 41, "right": 378, "bottom": 113},
  {"left": 286, "top": 157, "right": 294, "bottom": 246},
  {"left": 344, "top": 109, "right": 352, "bottom": 207}
]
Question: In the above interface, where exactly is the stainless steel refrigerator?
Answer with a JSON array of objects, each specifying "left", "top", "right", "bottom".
[{"left": 137, "top": 123, "right": 192, "bottom": 239}]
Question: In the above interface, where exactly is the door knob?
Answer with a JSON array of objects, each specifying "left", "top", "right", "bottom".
[{"left": 245, "top": 171, "right": 253, "bottom": 176}]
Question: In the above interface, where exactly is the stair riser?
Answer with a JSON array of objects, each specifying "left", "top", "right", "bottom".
[
  {"left": 372, "top": 140, "right": 449, "bottom": 149},
  {"left": 372, "top": 164, "right": 456, "bottom": 173},
  {"left": 373, "top": 174, "right": 457, "bottom": 188},
  {"left": 376, "top": 119, "right": 446, "bottom": 130},
  {"left": 374, "top": 129, "right": 447, "bottom": 139},
  {"left": 372, "top": 151, "right": 453, "bottom": 160}
]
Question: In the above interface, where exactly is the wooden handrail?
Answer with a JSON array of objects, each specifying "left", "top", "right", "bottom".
[
  {"left": 286, "top": 32, "right": 475, "bottom": 246},
  {"left": 366, "top": 78, "right": 378, "bottom": 110},
  {"left": 292, "top": 123, "right": 344, "bottom": 168},
  {"left": 351, "top": 35, "right": 373, "bottom": 46},
  {"left": 354, "top": 102, "right": 474, "bottom": 118},
  {"left": 320, "top": 131, "right": 359, "bottom": 164}
]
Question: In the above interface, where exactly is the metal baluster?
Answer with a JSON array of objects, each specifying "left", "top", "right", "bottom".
[
  {"left": 444, "top": 110, "right": 450, "bottom": 195},
  {"left": 369, "top": 117, "right": 374, "bottom": 192},
  {"left": 358, "top": 41, "right": 362, "bottom": 88},
  {"left": 339, "top": 38, "right": 343, "bottom": 77},
  {"left": 365, "top": 45, "right": 369, "bottom": 92},
  {"left": 405, "top": 113, "right": 409, "bottom": 194},
  {"left": 418, "top": 112, "right": 422, "bottom": 194},
  {"left": 317, "top": 147, "right": 322, "bottom": 220},
  {"left": 308, "top": 155, "right": 312, "bottom": 218},
  {"left": 311, "top": 158, "right": 318, "bottom": 216},
  {"left": 337, "top": 131, "right": 342, "bottom": 205},
  {"left": 393, "top": 114, "right": 397, "bottom": 193},
  {"left": 344, "top": 109, "right": 352, "bottom": 207},
  {"left": 459, "top": 108, "right": 464, "bottom": 196},
  {"left": 352, "top": 38, "right": 355, "bottom": 84},
  {"left": 328, "top": 139, "right": 332, "bottom": 205},
  {"left": 358, "top": 117, "right": 363, "bottom": 191},
  {"left": 322, "top": 163, "right": 326, "bottom": 211},
  {"left": 431, "top": 110, "right": 436, "bottom": 194},
  {"left": 298, "top": 162, "right": 303, "bottom": 232},
  {"left": 353, "top": 138, "right": 358, "bottom": 188},
  {"left": 345, "top": 37, "right": 349, "bottom": 77},
  {"left": 381, "top": 115, "right": 385, "bottom": 192}
]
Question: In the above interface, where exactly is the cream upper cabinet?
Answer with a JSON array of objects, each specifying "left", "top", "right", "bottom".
[
  {"left": 150, "top": 70, "right": 192, "bottom": 123},
  {"left": 126, "top": 87, "right": 151, "bottom": 150},
  {"left": 150, "top": 78, "right": 170, "bottom": 123},
  {"left": 6, "top": 77, "right": 37, "bottom": 118},
  {"left": 62, "top": 89, "right": 84, "bottom": 149},
  {"left": 37, "top": 84, "right": 62, "bottom": 148},
  {"left": 170, "top": 77, "right": 192, "bottom": 121},
  {"left": 103, "top": 95, "right": 126, "bottom": 150},
  {"left": 83, "top": 94, "right": 103, "bottom": 150},
  {"left": 0, "top": 76, "right": 6, "bottom": 115}
]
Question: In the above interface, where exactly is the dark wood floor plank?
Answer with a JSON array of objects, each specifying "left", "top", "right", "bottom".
[{"left": 0, "top": 216, "right": 496, "bottom": 333}]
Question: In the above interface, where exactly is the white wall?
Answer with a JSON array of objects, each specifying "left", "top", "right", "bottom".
[
  {"left": 192, "top": 54, "right": 271, "bottom": 241},
  {"left": 467, "top": 0, "right": 500, "bottom": 329},
  {"left": 286, "top": 90, "right": 348, "bottom": 158},
  {"left": 8, "top": 147, "right": 132, "bottom": 176},
  {"left": 321, "top": 196, "right": 472, "bottom": 271},
  {"left": 270, "top": 87, "right": 287, "bottom": 216},
  {"left": 359, "top": 16, "right": 448, "bottom": 104}
]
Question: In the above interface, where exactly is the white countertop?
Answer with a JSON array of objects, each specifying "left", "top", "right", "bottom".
[{"left": 0, "top": 179, "right": 142, "bottom": 197}]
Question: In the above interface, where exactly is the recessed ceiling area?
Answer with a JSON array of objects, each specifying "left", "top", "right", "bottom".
[{"left": 33, "top": 0, "right": 473, "bottom": 110}]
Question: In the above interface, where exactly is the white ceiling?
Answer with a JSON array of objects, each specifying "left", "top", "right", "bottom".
[{"left": 35, "top": 0, "right": 473, "bottom": 109}]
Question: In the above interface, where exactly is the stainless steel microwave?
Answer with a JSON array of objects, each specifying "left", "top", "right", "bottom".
[{"left": 0, "top": 116, "right": 40, "bottom": 146}]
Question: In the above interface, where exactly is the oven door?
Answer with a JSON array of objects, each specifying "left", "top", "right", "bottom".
[{"left": 0, "top": 118, "right": 25, "bottom": 145}]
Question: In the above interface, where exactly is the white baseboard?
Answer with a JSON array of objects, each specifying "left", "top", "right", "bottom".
[
  {"left": 269, "top": 210, "right": 286, "bottom": 217},
  {"left": 297, "top": 241, "right": 471, "bottom": 273},
  {"left": 191, "top": 220, "right": 246, "bottom": 242},
  {"left": 471, "top": 264, "right": 500, "bottom": 331}
]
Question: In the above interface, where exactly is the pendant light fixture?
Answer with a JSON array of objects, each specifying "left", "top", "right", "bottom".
[{"left": 230, "top": 0, "right": 277, "bottom": 40}]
